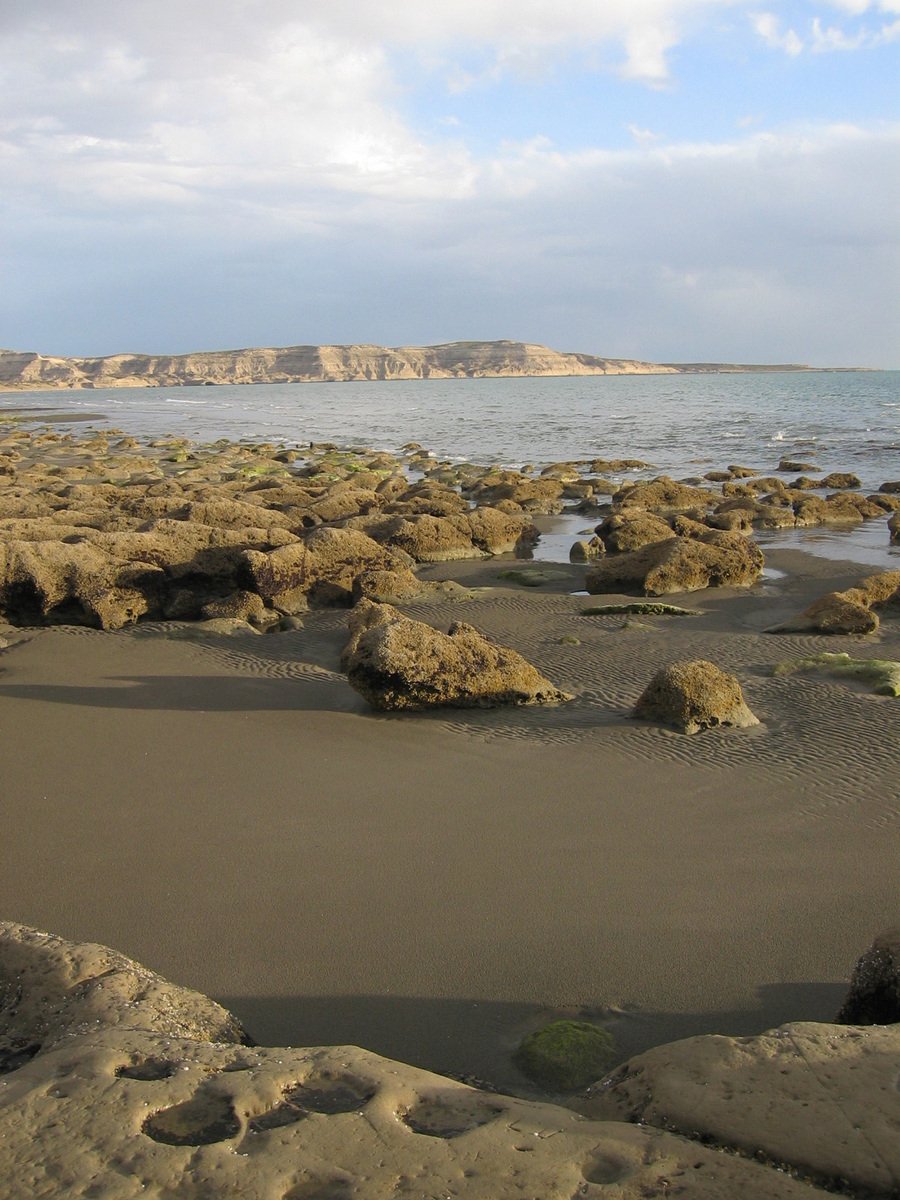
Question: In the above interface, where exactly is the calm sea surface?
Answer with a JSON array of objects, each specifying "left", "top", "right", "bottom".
[{"left": 4, "top": 371, "right": 898, "bottom": 565}]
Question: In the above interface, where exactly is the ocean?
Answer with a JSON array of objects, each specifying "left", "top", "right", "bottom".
[{"left": 3, "top": 370, "right": 898, "bottom": 567}]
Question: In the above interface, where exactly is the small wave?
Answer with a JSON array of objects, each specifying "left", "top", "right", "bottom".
[{"left": 164, "top": 397, "right": 207, "bottom": 405}]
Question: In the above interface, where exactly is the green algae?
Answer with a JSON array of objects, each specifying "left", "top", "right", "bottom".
[
  {"left": 514, "top": 1021, "right": 617, "bottom": 1092},
  {"left": 774, "top": 652, "right": 900, "bottom": 696}
]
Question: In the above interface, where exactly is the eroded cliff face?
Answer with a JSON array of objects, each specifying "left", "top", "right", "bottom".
[{"left": 0, "top": 341, "right": 679, "bottom": 390}]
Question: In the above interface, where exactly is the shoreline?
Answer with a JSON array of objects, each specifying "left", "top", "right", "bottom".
[{"left": 0, "top": 424, "right": 898, "bottom": 1097}]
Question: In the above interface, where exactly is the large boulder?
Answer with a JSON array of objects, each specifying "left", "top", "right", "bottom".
[
  {"left": 836, "top": 927, "right": 900, "bottom": 1024},
  {"left": 633, "top": 659, "right": 759, "bottom": 734},
  {"left": 585, "top": 532, "right": 764, "bottom": 596},
  {"left": 343, "top": 601, "right": 573, "bottom": 710}
]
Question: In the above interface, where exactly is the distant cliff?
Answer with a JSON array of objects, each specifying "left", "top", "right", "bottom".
[{"left": 0, "top": 340, "right": 814, "bottom": 390}]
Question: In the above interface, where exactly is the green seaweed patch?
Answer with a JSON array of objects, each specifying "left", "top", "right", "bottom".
[
  {"left": 774, "top": 652, "right": 900, "bottom": 697},
  {"left": 580, "top": 603, "right": 702, "bottom": 617},
  {"left": 514, "top": 1020, "right": 617, "bottom": 1092}
]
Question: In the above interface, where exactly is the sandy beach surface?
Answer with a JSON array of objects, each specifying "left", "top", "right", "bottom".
[{"left": 2, "top": 541, "right": 897, "bottom": 1096}]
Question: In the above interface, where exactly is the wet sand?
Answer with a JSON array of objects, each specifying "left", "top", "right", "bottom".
[{"left": 1, "top": 545, "right": 896, "bottom": 1095}]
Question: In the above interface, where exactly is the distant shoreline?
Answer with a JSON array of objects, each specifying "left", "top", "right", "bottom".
[{"left": 0, "top": 339, "right": 871, "bottom": 392}]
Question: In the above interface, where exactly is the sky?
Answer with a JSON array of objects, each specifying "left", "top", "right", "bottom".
[{"left": 1, "top": 1, "right": 898, "bottom": 366}]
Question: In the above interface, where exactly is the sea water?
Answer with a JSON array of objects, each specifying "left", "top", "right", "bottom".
[{"left": 3, "top": 370, "right": 898, "bottom": 565}]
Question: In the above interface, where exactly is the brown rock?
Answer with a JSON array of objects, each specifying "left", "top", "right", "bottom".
[
  {"left": 821, "top": 471, "right": 862, "bottom": 489},
  {"left": 585, "top": 532, "right": 764, "bottom": 596},
  {"left": 612, "top": 476, "right": 714, "bottom": 513},
  {"left": 595, "top": 512, "right": 674, "bottom": 552},
  {"left": 769, "top": 570, "right": 899, "bottom": 634},
  {"left": 633, "top": 659, "right": 759, "bottom": 734},
  {"left": 343, "top": 603, "right": 572, "bottom": 710}
]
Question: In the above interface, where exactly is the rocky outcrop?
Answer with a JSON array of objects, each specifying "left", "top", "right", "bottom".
[
  {"left": 2, "top": 922, "right": 893, "bottom": 1198},
  {"left": 343, "top": 601, "right": 573, "bottom": 710},
  {"left": 0, "top": 341, "right": 681, "bottom": 390},
  {"left": 587, "top": 1020, "right": 900, "bottom": 1196},
  {"left": 633, "top": 659, "right": 760, "bottom": 734},
  {"left": 585, "top": 532, "right": 764, "bottom": 596}
]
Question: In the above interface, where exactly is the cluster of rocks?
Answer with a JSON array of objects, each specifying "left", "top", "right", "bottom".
[
  {"left": 0, "top": 429, "right": 538, "bottom": 631},
  {"left": 2, "top": 423, "right": 897, "bottom": 627},
  {"left": 1, "top": 921, "right": 897, "bottom": 1199}
]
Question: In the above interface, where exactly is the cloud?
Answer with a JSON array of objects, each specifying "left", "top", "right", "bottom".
[
  {"left": 753, "top": 3, "right": 900, "bottom": 53},
  {"left": 0, "top": 2, "right": 897, "bottom": 365},
  {"left": 751, "top": 13, "right": 804, "bottom": 54}
]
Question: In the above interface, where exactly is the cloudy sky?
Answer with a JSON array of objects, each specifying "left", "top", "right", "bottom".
[{"left": 1, "top": 1, "right": 898, "bottom": 365}]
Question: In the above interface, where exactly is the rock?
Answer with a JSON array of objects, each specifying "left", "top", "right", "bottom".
[
  {"left": 879, "top": 479, "right": 900, "bottom": 494},
  {"left": 586, "top": 1021, "right": 900, "bottom": 1197},
  {"left": 773, "top": 652, "right": 900, "bottom": 696},
  {"left": 820, "top": 472, "right": 861, "bottom": 489},
  {"left": 514, "top": 1021, "right": 617, "bottom": 1091},
  {"left": 777, "top": 458, "right": 815, "bottom": 472},
  {"left": 343, "top": 603, "right": 573, "bottom": 710},
  {"left": 568, "top": 536, "right": 604, "bottom": 563},
  {"left": 768, "top": 569, "right": 900, "bottom": 635},
  {"left": 0, "top": 921, "right": 248, "bottom": 1059},
  {"left": 0, "top": 539, "right": 166, "bottom": 629},
  {"left": 633, "top": 659, "right": 759, "bottom": 734},
  {"left": 890, "top": 513, "right": 899, "bottom": 543},
  {"left": 0, "top": 926, "right": 834, "bottom": 1200},
  {"left": 836, "top": 927, "right": 900, "bottom": 1024},
  {"left": 200, "top": 589, "right": 272, "bottom": 625},
  {"left": 585, "top": 532, "right": 764, "bottom": 596},
  {"left": 595, "top": 512, "right": 674, "bottom": 552},
  {"left": 611, "top": 476, "right": 714, "bottom": 513},
  {"left": 349, "top": 566, "right": 434, "bottom": 604},
  {"left": 239, "top": 527, "right": 410, "bottom": 606}
]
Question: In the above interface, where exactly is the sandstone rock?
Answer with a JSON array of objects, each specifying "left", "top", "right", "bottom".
[
  {"left": 343, "top": 603, "right": 572, "bottom": 710},
  {"left": 585, "top": 532, "right": 764, "bottom": 596},
  {"left": 0, "top": 540, "right": 165, "bottom": 629},
  {"left": 0, "top": 921, "right": 248, "bottom": 1058},
  {"left": 0, "top": 922, "right": 862, "bottom": 1198},
  {"left": 586, "top": 1021, "right": 900, "bottom": 1196},
  {"left": 568, "top": 536, "right": 605, "bottom": 563},
  {"left": 200, "top": 589, "right": 272, "bottom": 625},
  {"left": 821, "top": 472, "right": 861, "bottom": 489},
  {"left": 239, "top": 527, "right": 409, "bottom": 606},
  {"left": 595, "top": 512, "right": 674, "bottom": 553},
  {"left": 890, "top": 512, "right": 899, "bottom": 543},
  {"left": 633, "top": 659, "right": 759, "bottom": 734},
  {"left": 768, "top": 569, "right": 900, "bottom": 635},
  {"left": 880, "top": 479, "right": 900, "bottom": 494},
  {"left": 611, "top": 476, "right": 714, "bottom": 513},
  {"left": 836, "top": 927, "right": 900, "bottom": 1024}
]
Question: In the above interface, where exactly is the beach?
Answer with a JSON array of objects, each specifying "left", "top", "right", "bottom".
[{"left": 1, "top": 420, "right": 897, "bottom": 1098}]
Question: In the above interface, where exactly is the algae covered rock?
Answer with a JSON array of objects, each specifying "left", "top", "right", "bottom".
[
  {"left": 585, "top": 532, "right": 764, "bottom": 597},
  {"left": 836, "top": 927, "right": 900, "bottom": 1024},
  {"left": 634, "top": 659, "right": 759, "bottom": 734},
  {"left": 773, "top": 652, "right": 900, "bottom": 696},
  {"left": 343, "top": 602, "right": 572, "bottom": 710},
  {"left": 514, "top": 1021, "right": 617, "bottom": 1091}
]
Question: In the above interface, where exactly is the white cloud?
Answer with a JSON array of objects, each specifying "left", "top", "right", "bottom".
[{"left": 752, "top": 12, "right": 804, "bottom": 54}]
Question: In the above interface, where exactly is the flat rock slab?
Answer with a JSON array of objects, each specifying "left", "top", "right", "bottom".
[
  {"left": 586, "top": 1021, "right": 900, "bottom": 1195},
  {"left": 0, "top": 1030, "right": 836, "bottom": 1200}
]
